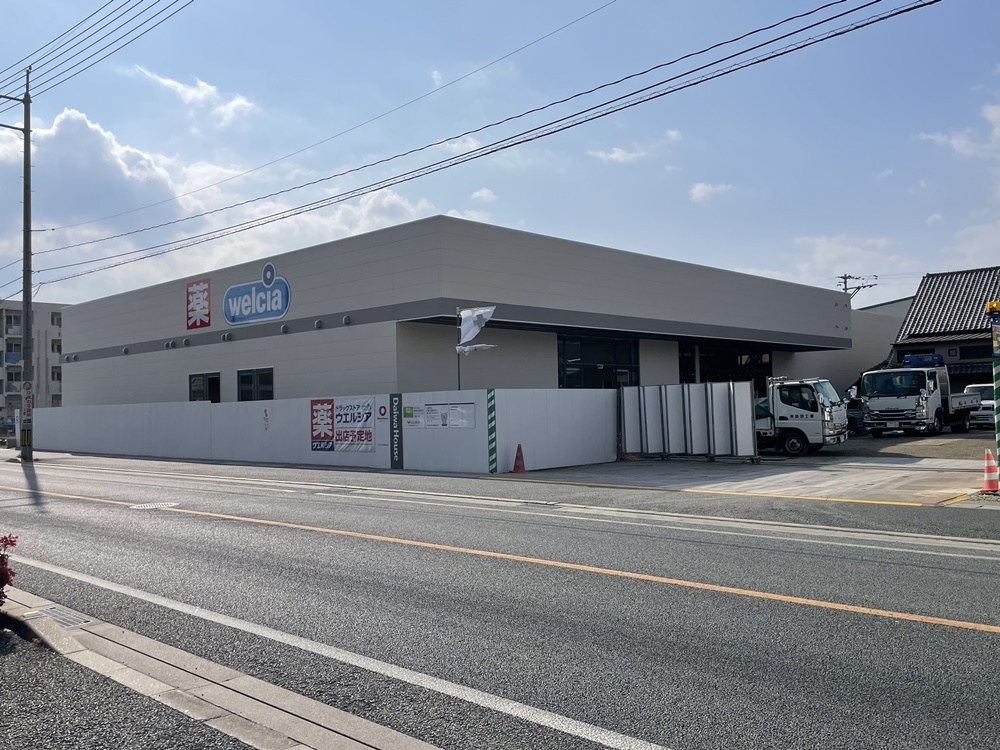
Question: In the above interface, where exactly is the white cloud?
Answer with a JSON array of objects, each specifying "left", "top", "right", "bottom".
[
  {"left": 446, "top": 209, "right": 491, "bottom": 223},
  {"left": 876, "top": 168, "right": 894, "bottom": 180},
  {"left": 440, "top": 135, "right": 481, "bottom": 154},
  {"left": 471, "top": 187, "right": 496, "bottom": 203},
  {"left": 135, "top": 65, "right": 257, "bottom": 128},
  {"left": 926, "top": 213, "right": 943, "bottom": 225},
  {"left": 689, "top": 182, "right": 732, "bottom": 202},
  {"left": 920, "top": 102, "right": 1000, "bottom": 160},
  {"left": 136, "top": 65, "right": 217, "bottom": 104},
  {"left": 665, "top": 129, "right": 682, "bottom": 141},
  {"left": 431, "top": 69, "right": 443, "bottom": 87},
  {"left": 944, "top": 220, "right": 1000, "bottom": 267},
  {"left": 0, "top": 126, "right": 22, "bottom": 164},
  {"left": 213, "top": 96, "right": 255, "bottom": 128},
  {"left": 587, "top": 146, "right": 645, "bottom": 164},
  {"left": 736, "top": 235, "right": 918, "bottom": 293}
]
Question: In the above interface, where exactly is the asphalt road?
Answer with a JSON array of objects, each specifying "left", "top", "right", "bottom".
[{"left": 2, "top": 454, "right": 999, "bottom": 749}]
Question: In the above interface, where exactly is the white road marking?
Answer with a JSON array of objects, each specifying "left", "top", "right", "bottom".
[
  {"left": 311, "top": 492, "right": 1000, "bottom": 562},
  {"left": 12, "top": 555, "right": 668, "bottom": 750},
  {"left": 6, "top": 462, "right": 1000, "bottom": 561}
]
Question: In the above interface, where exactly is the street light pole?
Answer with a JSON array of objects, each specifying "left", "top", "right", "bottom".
[{"left": 0, "top": 68, "right": 33, "bottom": 461}]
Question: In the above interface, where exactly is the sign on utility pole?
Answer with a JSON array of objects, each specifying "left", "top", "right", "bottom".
[{"left": 0, "top": 69, "right": 32, "bottom": 461}]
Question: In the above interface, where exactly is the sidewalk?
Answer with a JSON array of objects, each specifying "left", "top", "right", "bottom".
[{"left": 1, "top": 587, "right": 438, "bottom": 750}]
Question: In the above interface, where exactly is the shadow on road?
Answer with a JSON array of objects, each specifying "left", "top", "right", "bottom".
[{"left": 20, "top": 461, "right": 44, "bottom": 509}]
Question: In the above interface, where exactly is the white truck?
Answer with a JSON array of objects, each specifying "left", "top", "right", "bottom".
[
  {"left": 754, "top": 376, "right": 850, "bottom": 457},
  {"left": 860, "top": 354, "right": 979, "bottom": 437}
]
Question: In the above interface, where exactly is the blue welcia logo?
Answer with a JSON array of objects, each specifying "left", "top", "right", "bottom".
[{"left": 223, "top": 262, "right": 291, "bottom": 326}]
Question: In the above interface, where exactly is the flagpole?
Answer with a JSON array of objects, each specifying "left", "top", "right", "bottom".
[{"left": 456, "top": 306, "right": 462, "bottom": 390}]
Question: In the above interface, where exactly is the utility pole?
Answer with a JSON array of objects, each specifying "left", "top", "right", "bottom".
[
  {"left": 0, "top": 68, "right": 33, "bottom": 461},
  {"left": 837, "top": 274, "right": 878, "bottom": 299}
]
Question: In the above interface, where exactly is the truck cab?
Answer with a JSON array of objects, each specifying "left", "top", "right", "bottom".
[
  {"left": 861, "top": 354, "right": 978, "bottom": 437},
  {"left": 755, "top": 376, "right": 849, "bottom": 456}
]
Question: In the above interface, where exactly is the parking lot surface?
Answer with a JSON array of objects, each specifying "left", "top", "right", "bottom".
[{"left": 519, "top": 430, "right": 1000, "bottom": 507}]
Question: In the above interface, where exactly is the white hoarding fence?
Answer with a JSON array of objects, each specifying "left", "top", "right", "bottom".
[{"left": 621, "top": 382, "right": 757, "bottom": 459}]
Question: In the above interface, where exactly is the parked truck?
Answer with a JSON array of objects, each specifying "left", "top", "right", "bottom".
[
  {"left": 860, "top": 354, "right": 980, "bottom": 437},
  {"left": 754, "top": 376, "right": 850, "bottom": 456}
]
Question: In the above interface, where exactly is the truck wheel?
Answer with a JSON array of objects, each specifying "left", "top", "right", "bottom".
[
  {"left": 780, "top": 430, "right": 810, "bottom": 457},
  {"left": 952, "top": 412, "right": 970, "bottom": 434},
  {"left": 871, "top": 430, "right": 884, "bottom": 438},
  {"left": 928, "top": 413, "right": 942, "bottom": 435}
]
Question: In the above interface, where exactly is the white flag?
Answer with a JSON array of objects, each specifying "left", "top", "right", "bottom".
[
  {"left": 456, "top": 344, "right": 498, "bottom": 355},
  {"left": 458, "top": 306, "right": 496, "bottom": 344}
]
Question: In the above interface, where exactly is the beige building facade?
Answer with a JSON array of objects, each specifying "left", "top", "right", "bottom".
[{"left": 61, "top": 216, "right": 859, "bottom": 406}]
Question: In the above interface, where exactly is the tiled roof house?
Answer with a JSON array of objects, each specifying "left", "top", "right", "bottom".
[{"left": 892, "top": 266, "right": 1000, "bottom": 387}]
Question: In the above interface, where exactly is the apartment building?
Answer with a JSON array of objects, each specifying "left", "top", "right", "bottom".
[{"left": 1, "top": 301, "right": 67, "bottom": 430}]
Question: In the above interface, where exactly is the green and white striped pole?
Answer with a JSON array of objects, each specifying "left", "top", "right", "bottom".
[
  {"left": 987, "top": 302, "right": 1000, "bottom": 462},
  {"left": 994, "top": 359, "right": 1000, "bottom": 462},
  {"left": 486, "top": 387, "right": 498, "bottom": 474}
]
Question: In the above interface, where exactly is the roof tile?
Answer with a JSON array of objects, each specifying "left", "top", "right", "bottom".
[{"left": 895, "top": 266, "right": 1000, "bottom": 343}]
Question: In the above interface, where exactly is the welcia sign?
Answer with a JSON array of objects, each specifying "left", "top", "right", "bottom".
[{"left": 223, "top": 262, "right": 290, "bottom": 326}]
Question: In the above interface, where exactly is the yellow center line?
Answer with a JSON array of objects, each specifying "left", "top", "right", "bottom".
[
  {"left": 5, "top": 483, "right": 998, "bottom": 634},
  {"left": 0, "top": 484, "right": 133, "bottom": 506},
  {"left": 483, "top": 475, "right": 925, "bottom": 506}
]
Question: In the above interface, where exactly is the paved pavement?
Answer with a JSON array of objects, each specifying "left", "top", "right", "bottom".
[
  {"left": 519, "top": 453, "right": 995, "bottom": 507},
  {"left": 3, "top": 442, "right": 999, "bottom": 749},
  {"left": 1, "top": 586, "right": 438, "bottom": 750}
]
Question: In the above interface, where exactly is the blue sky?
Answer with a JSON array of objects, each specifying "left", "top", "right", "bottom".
[{"left": 0, "top": 0, "right": 997, "bottom": 307}]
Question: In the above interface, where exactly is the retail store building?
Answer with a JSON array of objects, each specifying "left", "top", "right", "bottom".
[{"left": 60, "top": 216, "right": 867, "bottom": 406}]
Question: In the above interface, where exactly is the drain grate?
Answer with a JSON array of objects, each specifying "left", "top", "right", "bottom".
[
  {"left": 23, "top": 605, "right": 93, "bottom": 628},
  {"left": 130, "top": 502, "right": 179, "bottom": 510}
]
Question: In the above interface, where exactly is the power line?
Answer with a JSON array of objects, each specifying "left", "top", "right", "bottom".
[
  {"left": 0, "top": 1, "right": 194, "bottom": 116},
  {"left": 13, "top": 0, "right": 942, "bottom": 295},
  {"left": 0, "top": 0, "right": 121, "bottom": 82},
  {"left": 0, "top": 1, "right": 152, "bottom": 93},
  {"left": 24, "top": 0, "right": 879, "bottom": 264},
  {"left": 41, "top": 0, "right": 624, "bottom": 231},
  {"left": 838, "top": 274, "right": 879, "bottom": 297}
]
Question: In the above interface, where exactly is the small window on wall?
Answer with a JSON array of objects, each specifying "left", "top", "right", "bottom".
[
  {"left": 51, "top": 367, "right": 61, "bottom": 382},
  {"left": 237, "top": 368, "right": 273, "bottom": 402},
  {"left": 51, "top": 312, "right": 62, "bottom": 327},
  {"left": 189, "top": 372, "right": 221, "bottom": 403}
]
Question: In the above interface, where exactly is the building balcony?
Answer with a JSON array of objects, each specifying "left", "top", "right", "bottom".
[
  {"left": 4, "top": 353, "right": 21, "bottom": 366},
  {"left": 50, "top": 381, "right": 61, "bottom": 395},
  {"left": 5, "top": 326, "right": 20, "bottom": 337},
  {"left": 5, "top": 383, "right": 22, "bottom": 394}
]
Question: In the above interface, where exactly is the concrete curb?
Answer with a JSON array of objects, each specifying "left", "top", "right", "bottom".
[{"left": 1, "top": 586, "right": 438, "bottom": 750}]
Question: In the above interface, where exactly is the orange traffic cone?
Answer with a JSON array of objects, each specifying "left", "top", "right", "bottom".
[
  {"left": 512, "top": 444, "right": 526, "bottom": 473},
  {"left": 983, "top": 449, "right": 999, "bottom": 493}
]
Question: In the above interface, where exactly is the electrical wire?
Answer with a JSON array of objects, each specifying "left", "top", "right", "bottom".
[
  {"left": 0, "top": 0, "right": 121, "bottom": 82},
  {"left": 24, "top": 0, "right": 879, "bottom": 264},
  {"left": 43, "top": 0, "right": 622, "bottom": 232},
  {"left": 0, "top": 1, "right": 194, "bottom": 116},
  {"left": 8, "top": 0, "right": 941, "bottom": 296},
  {"left": 0, "top": 1, "right": 152, "bottom": 94}
]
